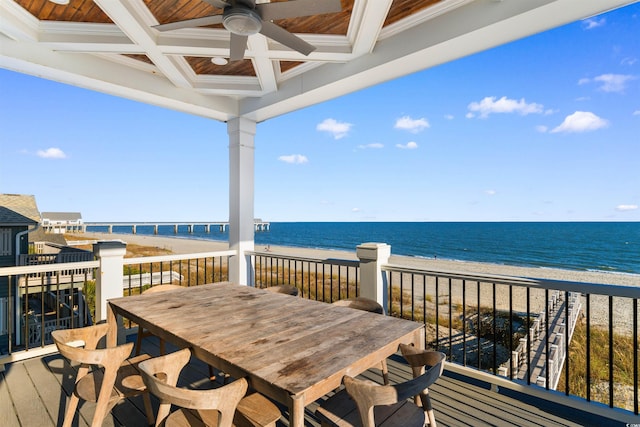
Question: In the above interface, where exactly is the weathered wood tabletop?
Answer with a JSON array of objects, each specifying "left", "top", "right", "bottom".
[{"left": 107, "top": 282, "right": 424, "bottom": 427}]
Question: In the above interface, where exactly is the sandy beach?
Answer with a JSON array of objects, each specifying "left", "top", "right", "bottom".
[
  {"left": 78, "top": 232, "right": 639, "bottom": 330},
  {"left": 80, "top": 231, "right": 638, "bottom": 287}
]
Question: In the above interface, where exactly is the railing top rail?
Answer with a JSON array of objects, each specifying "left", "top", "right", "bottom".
[
  {"left": 382, "top": 263, "right": 640, "bottom": 298},
  {"left": 124, "top": 250, "right": 237, "bottom": 265},
  {"left": 249, "top": 250, "right": 360, "bottom": 267},
  {"left": 0, "top": 260, "right": 100, "bottom": 276}
]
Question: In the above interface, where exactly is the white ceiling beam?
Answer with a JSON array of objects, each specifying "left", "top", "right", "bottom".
[
  {"left": 0, "top": 37, "right": 238, "bottom": 121},
  {"left": 348, "top": 0, "right": 392, "bottom": 56},
  {"left": 37, "top": 22, "right": 137, "bottom": 53},
  {"left": 248, "top": 35, "right": 278, "bottom": 94},
  {"left": 0, "top": 0, "right": 39, "bottom": 41},
  {"left": 93, "top": 0, "right": 192, "bottom": 89}
]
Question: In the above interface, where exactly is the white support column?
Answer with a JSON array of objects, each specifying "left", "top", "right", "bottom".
[
  {"left": 356, "top": 242, "right": 391, "bottom": 313},
  {"left": 228, "top": 117, "right": 256, "bottom": 286},
  {"left": 93, "top": 240, "right": 126, "bottom": 322}
]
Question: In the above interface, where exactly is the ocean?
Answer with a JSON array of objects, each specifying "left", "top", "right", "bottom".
[{"left": 86, "top": 222, "right": 640, "bottom": 276}]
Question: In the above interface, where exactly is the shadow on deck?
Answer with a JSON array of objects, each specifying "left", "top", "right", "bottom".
[{"left": 0, "top": 335, "right": 620, "bottom": 427}]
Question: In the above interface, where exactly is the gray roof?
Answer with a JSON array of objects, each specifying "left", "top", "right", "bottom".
[
  {"left": 41, "top": 212, "right": 82, "bottom": 221},
  {"left": 0, "top": 194, "right": 40, "bottom": 225}
]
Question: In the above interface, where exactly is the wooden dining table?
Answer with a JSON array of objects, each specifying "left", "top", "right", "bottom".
[{"left": 107, "top": 282, "right": 425, "bottom": 427}]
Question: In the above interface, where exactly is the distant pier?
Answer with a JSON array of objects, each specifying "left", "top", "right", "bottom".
[{"left": 84, "top": 220, "right": 270, "bottom": 234}]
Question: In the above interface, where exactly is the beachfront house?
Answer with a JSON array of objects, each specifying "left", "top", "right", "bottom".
[
  {"left": 41, "top": 211, "right": 84, "bottom": 234},
  {"left": 1, "top": 1, "right": 639, "bottom": 425},
  {"left": 0, "top": 194, "right": 40, "bottom": 354},
  {"left": 0, "top": 194, "right": 92, "bottom": 354}
]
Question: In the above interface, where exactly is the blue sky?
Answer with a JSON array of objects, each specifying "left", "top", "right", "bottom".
[{"left": 1, "top": 4, "right": 639, "bottom": 223}]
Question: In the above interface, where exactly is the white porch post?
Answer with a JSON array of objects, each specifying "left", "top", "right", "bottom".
[
  {"left": 93, "top": 240, "right": 126, "bottom": 322},
  {"left": 228, "top": 117, "right": 256, "bottom": 286},
  {"left": 356, "top": 243, "right": 391, "bottom": 314}
]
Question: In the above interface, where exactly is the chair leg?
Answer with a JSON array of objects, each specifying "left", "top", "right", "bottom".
[
  {"left": 159, "top": 338, "right": 166, "bottom": 356},
  {"left": 62, "top": 393, "right": 80, "bottom": 427},
  {"left": 423, "top": 394, "right": 437, "bottom": 427},
  {"left": 142, "top": 392, "right": 155, "bottom": 425},
  {"left": 93, "top": 369, "right": 120, "bottom": 427}
]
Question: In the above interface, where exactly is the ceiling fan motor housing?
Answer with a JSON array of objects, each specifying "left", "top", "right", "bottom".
[{"left": 223, "top": 7, "right": 262, "bottom": 36}]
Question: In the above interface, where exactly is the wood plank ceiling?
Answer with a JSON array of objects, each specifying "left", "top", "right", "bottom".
[{"left": 14, "top": 0, "right": 440, "bottom": 77}]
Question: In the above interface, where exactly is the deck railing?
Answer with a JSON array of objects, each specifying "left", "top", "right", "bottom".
[
  {"left": 0, "top": 260, "right": 99, "bottom": 355},
  {"left": 0, "top": 249, "right": 234, "bottom": 358},
  {"left": 250, "top": 252, "right": 360, "bottom": 302},
  {"left": 381, "top": 264, "right": 639, "bottom": 414},
  {"left": 122, "top": 252, "right": 232, "bottom": 296}
]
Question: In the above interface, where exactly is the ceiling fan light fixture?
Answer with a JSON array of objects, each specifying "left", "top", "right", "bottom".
[
  {"left": 211, "top": 57, "right": 228, "bottom": 65},
  {"left": 223, "top": 7, "right": 262, "bottom": 36}
]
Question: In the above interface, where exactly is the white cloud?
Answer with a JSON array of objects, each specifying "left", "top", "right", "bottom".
[
  {"left": 582, "top": 17, "right": 605, "bottom": 30},
  {"left": 621, "top": 57, "right": 638, "bottom": 66},
  {"left": 551, "top": 111, "right": 609, "bottom": 133},
  {"left": 595, "top": 74, "right": 636, "bottom": 93},
  {"left": 358, "top": 143, "right": 384, "bottom": 149},
  {"left": 579, "top": 74, "right": 636, "bottom": 93},
  {"left": 536, "top": 125, "right": 549, "bottom": 133},
  {"left": 485, "top": 190, "right": 497, "bottom": 196},
  {"left": 394, "top": 116, "right": 430, "bottom": 133},
  {"left": 467, "top": 96, "right": 544, "bottom": 118},
  {"left": 278, "top": 154, "right": 308, "bottom": 164},
  {"left": 616, "top": 204, "right": 638, "bottom": 212},
  {"left": 633, "top": 110, "right": 640, "bottom": 116},
  {"left": 351, "top": 207, "right": 361, "bottom": 212},
  {"left": 395, "top": 141, "right": 418, "bottom": 149},
  {"left": 36, "top": 147, "right": 67, "bottom": 159},
  {"left": 316, "top": 118, "right": 352, "bottom": 139}
]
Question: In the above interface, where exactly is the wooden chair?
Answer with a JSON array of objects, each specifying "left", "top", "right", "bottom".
[
  {"left": 332, "top": 297, "right": 383, "bottom": 314},
  {"left": 264, "top": 284, "right": 299, "bottom": 296},
  {"left": 398, "top": 343, "right": 446, "bottom": 427},
  {"left": 315, "top": 344, "right": 446, "bottom": 427},
  {"left": 52, "top": 323, "right": 154, "bottom": 427},
  {"left": 135, "top": 284, "right": 183, "bottom": 356},
  {"left": 332, "top": 297, "right": 388, "bottom": 384},
  {"left": 139, "top": 348, "right": 281, "bottom": 427}
]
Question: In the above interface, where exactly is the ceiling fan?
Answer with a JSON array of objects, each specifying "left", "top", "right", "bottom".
[{"left": 153, "top": 0, "right": 342, "bottom": 62}]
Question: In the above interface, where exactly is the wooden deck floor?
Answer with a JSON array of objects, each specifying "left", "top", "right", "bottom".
[{"left": 0, "top": 336, "right": 618, "bottom": 427}]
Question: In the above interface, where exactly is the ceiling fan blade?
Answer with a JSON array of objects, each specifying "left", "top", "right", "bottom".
[
  {"left": 153, "top": 15, "right": 223, "bottom": 32},
  {"left": 202, "top": 0, "right": 230, "bottom": 9},
  {"left": 259, "top": 21, "right": 315, "bottom": 56},
  {"left": 229, "top": 33, "right": 248, "bottom": 61},
  {"left": 258, "top": 0, "right": 342, "bottom": 21}
]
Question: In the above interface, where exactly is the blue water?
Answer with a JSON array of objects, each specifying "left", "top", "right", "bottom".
[{"left": 86, "top": 222, "right": 640, "bottom": 275}]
